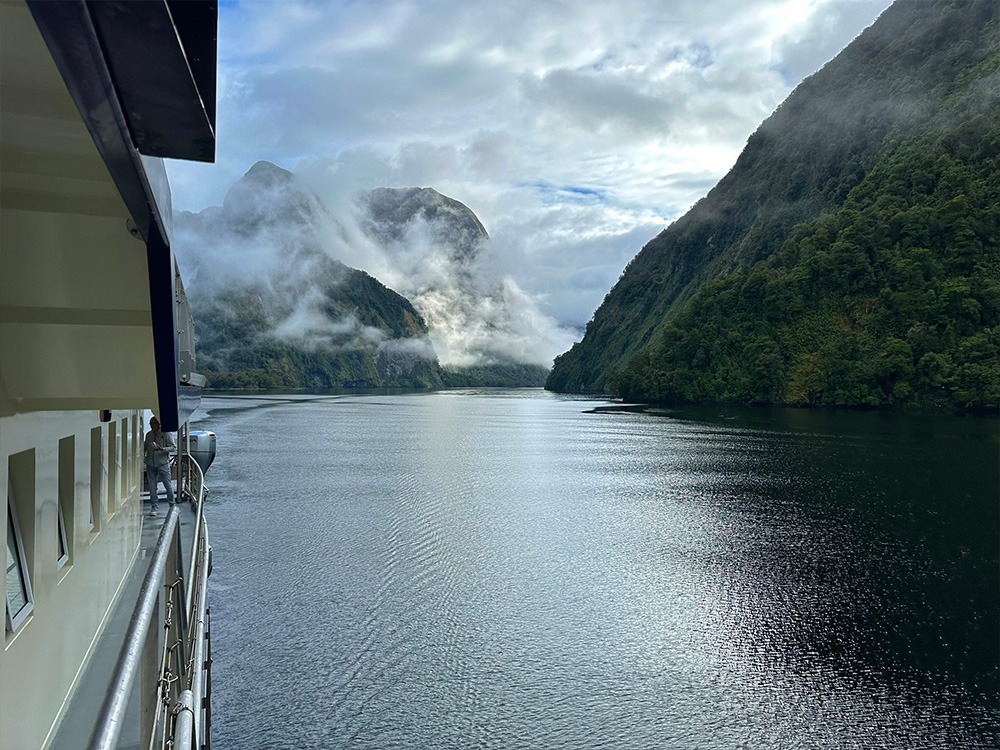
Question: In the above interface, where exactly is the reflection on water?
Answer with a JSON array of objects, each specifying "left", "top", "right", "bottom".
[{"left": 196, "top": 391, "right": 999, "bottom": 749}]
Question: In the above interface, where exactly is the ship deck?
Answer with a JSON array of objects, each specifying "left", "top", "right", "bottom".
[{"left": 49, "top": 492, "right": 200, "bottom": 750}]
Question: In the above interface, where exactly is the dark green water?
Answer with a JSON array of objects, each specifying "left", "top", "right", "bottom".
[{"left": 196, "top": 390, "right": 999, "bottom": 749}]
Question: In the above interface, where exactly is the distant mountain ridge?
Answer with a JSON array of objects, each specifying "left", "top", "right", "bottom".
[
  {"left": 547, "top": 0, "right": 999, "bottom": 409},
  {"left": 175, "top": 163, "right": 552, "bottom": 389},
  {"left": 360, "top": 186, "right": 489, "bottom": 260},
  {"left": 175, "top": 162, "right": 444, "bottom": 389},
  {"left": 354, "top": 186, "right": 552, "bottom": 385}
]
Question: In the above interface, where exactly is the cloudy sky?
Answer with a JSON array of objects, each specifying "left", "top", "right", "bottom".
[{"left": 166, "top": 0, "right": 894, "bottom": 336}]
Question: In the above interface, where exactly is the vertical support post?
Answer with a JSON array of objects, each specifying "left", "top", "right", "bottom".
[
  {"left": 204, "top": 607, "right": 212, "bottom": 750},
  {"left": 173, "top": 690, "right": 196, "bottom": 749},
  {"left": 178, "top": 423, "right": 189, "bottom": 502},
  {"left": 146, "top": 223, "right": 180, "bottom": 431},
  {"left": 140, "top": 592, "right": 160, "bottom": 750}
]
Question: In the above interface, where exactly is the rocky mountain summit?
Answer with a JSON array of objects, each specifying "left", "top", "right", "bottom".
[
  {"left": 174, "top": 162, "right": 443, "bottom": 389},
  {"left": 174, "top": 162, "right": 555, "bottom": 389},
  {"left": 354, "top": 186, "right": 553, "bottom": 386},
  {"left": 360, "top": 186, "right": 489, "bottom": 261}
]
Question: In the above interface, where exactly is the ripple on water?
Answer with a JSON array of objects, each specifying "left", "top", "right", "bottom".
[{"left": 199, "top": 394, "right": 1000, "bottom": 749}]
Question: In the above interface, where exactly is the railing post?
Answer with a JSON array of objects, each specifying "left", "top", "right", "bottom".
[
  {"left": 173, "top": 690, "right": 197, "bottom": 749},
  {"left": 140, "top": 592, "right": 160, "bottom": 750},
  {"left": 187, "top": 524, "right": 211, "bottom": 745},
  {"left": 204, "top": 607, "right": 212, "bottom": 750}
]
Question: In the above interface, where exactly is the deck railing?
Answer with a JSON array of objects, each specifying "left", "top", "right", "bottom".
[{"left": 88, "top": 449, "right": 212, "bottom": 750}]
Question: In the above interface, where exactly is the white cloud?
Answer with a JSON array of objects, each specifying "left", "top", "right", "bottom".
[
  {"left": 312, "top": 199, "right": 578, "bottom": 368},
  {"left": 167, "top": 0, "right": 893, "bottom": 332},
  {"left": 271, "top": 288, "right": 361, "bottom": 349}
]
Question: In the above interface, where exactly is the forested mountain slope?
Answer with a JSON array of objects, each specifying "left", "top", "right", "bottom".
[
  {"left": 176, "top": 162, "right": 444, "bottom": 389},
  {"left": 193, "top": 262, "right": 442, "bottom": 390},
  {"left": 176, "top": 164, "right": 553, "bottom": 389},
  {"left": 546, "top": 0, "right": 999, "bottom": 409}
]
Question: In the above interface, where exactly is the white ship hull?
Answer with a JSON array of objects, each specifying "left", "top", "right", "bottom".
[
  {"left": 1, "top": 1, "right": 218, "bottom": 746},
  {"left": 2, "top": 409, "right": 143, "bottom": 748}
]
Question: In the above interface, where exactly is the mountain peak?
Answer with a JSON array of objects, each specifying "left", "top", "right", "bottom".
[
  {"left": 241, "top": 160, "right": 296, "bottom": 187},
  {"left": 360, "top": 186, "right": 489, "bottom": 258},
  {"left": 219, "top": 160, "right": 329, "bottom": 232}
]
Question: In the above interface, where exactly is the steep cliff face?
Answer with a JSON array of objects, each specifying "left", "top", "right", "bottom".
[
  {"left": 355, "top": 186, "right": 553, "bottom": 385},
  {"left": 360, "top": 186, "right": 489, "bottom": 261},
  {"left": 175, "top": 165, "right": 555, "bottom": 389},
  {"left": 547, "top": 0, "right": 999, "bottom": 409},
  {"left": 175, "top": 162, "right": 444, "bottom": 389}
]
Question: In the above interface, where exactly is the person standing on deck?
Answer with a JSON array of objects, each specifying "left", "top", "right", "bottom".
[{"left": 144, "top": 416, "right": 175, "bottom": 516}]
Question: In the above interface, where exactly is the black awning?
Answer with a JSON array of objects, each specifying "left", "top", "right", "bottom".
[{"left": 88, "top": 0, "right": 217, "bottom": 163}]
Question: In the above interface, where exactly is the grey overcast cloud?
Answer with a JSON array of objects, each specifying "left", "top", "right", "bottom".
[{"left": 166, "top": 0, "right": 895, "bottom": 336}]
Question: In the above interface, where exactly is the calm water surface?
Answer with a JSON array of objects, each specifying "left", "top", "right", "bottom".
[{"left": 195, "top": 390, "right": 999, "bottom": 749}]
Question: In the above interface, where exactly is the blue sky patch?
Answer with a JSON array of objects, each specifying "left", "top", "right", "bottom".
[{"left": 525, "top": 181, "right": 608, "bottom": 205}]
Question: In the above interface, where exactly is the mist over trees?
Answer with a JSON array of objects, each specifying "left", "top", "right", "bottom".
[
  {"left": 176, "top": 163, "right": 558, "bottom": 389},
  {"left": 176, "top": 161, "right": 444, "bottom": 389},
  {"left": 547, "top": 0, "right": 999, "bottom": 410},
  {"left": 353, "top": 187, "right": 567, "bottom": 383},
  {"left": 194, "top": 264, "right": 444, "bottom": 390}
]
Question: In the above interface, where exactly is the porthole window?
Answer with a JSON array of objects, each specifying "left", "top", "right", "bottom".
[{"left": 6, "top": 489, "right": 34, "bottom": 632}]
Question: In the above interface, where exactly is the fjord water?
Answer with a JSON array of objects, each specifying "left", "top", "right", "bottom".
[{"left": 196, "top": 391, "right": 998, "bottom": 749}]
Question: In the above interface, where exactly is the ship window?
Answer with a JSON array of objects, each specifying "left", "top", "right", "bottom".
[
  {"left": 133, "top": 413, "right": 140, "bottom": 464},
  {"left": 58, "top": 436, "right": 74, "bottom": 567},
  {"left": 6, "top": 486, "right": 34, "bottom": 632},
  {"left": 126, "top": 414, "right": 136, "bottom": 495},
  {"left": 56, "top": 503, "right": 68, "bottom": 569},
  {"left": 120, "top": 417, "right": 129, "bottom": 499},
  {"left": 107, "top": 421, "right": 118, "bottom": 512},
  {"left": 90, "top": 426, "right": 103, "bottom": 532}
]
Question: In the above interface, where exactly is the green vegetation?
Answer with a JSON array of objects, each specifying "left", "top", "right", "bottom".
[
  {"left": 442, "top": 363, "right": 550, "bottom": 388},
  {"left": 195, "top": 260, "right": 445, "bottom": 390},
  {"left": 611, "top": 128, "right": 999, "bottom": 408},
  {"left": 186, "top": 164, "right": 549, "bottom": 391},
  {"left": 195, "top": 257, "right": 552, "bottom": 391},
  {"left": 548, "top": 0, "right": 999, "bottom": 410}
]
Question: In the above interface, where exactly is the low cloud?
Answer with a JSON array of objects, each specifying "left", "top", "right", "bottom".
[
  {"left": 174, "top": 190, "right": 432, "bottom": 361},
  {"left": 270, "top": 290, "right": 380, "bottom": 351},
  {"left": 175, "top": 164, "right": 577, "bottom": 369},
  {"left": 167, "top": 0, "right": 893, "bottom": 339},
  {"left": 319, "top": 197, "right": 578, "bottom": 367}
]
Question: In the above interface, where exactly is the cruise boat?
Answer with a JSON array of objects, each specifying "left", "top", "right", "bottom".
[{"left": 1, "top": 1, "right": 218, "bottom": 747}]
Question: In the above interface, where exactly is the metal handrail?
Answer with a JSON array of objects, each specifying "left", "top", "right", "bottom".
[
  {"left": 184, "top": 456, "right": 207, "bottom": 618},
  {"left": 89, "top": 444, "right": 212, "bottom": 750},
  {"left": 176, "top": 515, "right": 211, "bottom": 749},
  {"left": 179, "top": 454, "right": 211, "bottom": 749},
  {"left": 88, "top": 508, "right": 181, "bottom": 750}
]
